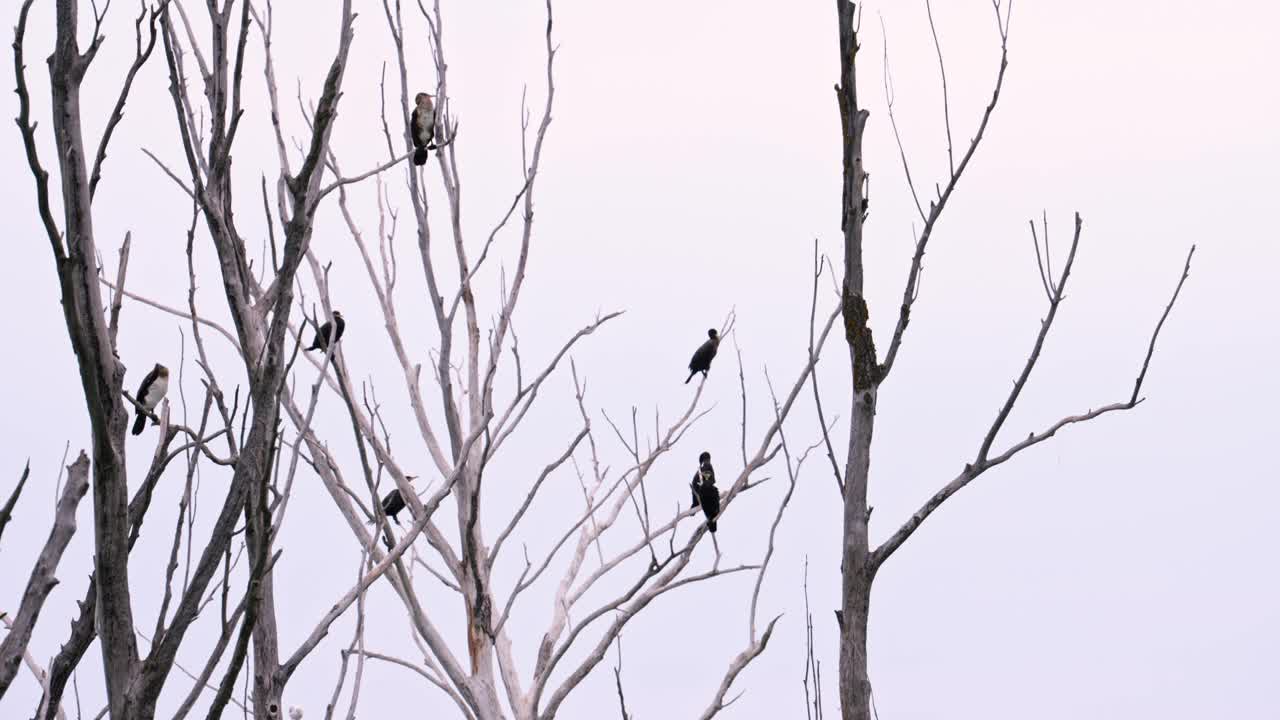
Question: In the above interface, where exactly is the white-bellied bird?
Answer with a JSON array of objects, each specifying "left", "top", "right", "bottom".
[
  {"left": 410, "top": 93, "right": 436, "bottom": 166},
  {"left": 689, "top": 451, "right": 720, "bottom": 532},
  {"left": 131, "top": 363, "right": 170, "bottom": 435},
  {"left": 685, "top": 328, "right": 720, "bottom": 384},
  {"left": 306, "top": 311, "right": 345, "bottom": 353}
]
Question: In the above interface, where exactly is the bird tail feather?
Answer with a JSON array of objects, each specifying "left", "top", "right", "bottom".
[
  {"left": 131, "top": 412, "right": 146, "bottom": 436},
  {"left": 684, "top": 371, "right": 695, "bottom": 384},
  {"left": 707, "top": 518, "right": 717, "bottom": 533},
  {"left": 414, "top": 149, "right": 429, "bottom": 165}
]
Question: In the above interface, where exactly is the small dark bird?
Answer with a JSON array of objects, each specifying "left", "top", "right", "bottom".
[
  {"left": 372, "top": 476, "right": 416, "bottom": 525},
  {"left": 685, "top": 328, "right": 720, "bottom": 384},
  {"left": 690, "top": 451, "right": 720, "bottom": 532},
  {"left": 410, "top": 92, "right": 437, "bottom": 166},
  {"left": 131, "top": 363, "right": 170, "bottom": 435},
  {"left": 690, "top": 450, "right": 713, "bottom": 508},
  {"left": 306, "top": 311, "right": 345, "bottom": 352}
]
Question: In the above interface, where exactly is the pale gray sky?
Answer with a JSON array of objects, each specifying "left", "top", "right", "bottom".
[{"left": 2, "top": 0, "right": 1277, "bottom": 718}]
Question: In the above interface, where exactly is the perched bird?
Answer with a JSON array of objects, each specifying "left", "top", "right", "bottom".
[
  {"left": 685, "top": 328, "right": 720, "bottom": 384},
  {"left": 372, "top": 476, "right": 416, "bottom": 525},
  {"left": 410, "top": 92, "right": 436, "bottom": 166},
  {"left": 131, "top": 363, "right": 170, "bottom": 435},
  {"left": 690, "top": 450, "right": 714, "bottom": 509},
  {"left": 306, "top": 311, "right": 345, "bottom": 352},
  {"left": 691, "top": 451, "right": 720, "bottom": 533}
]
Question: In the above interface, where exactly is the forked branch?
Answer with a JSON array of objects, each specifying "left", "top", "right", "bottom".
[{"left": 872, "top": 221, "right": 1194, "bottom": 570}]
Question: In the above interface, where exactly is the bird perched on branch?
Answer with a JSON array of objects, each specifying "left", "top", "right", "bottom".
[
  {"left": 690, "top": 451, "right": 720, "bottom": 532},
  {"left": 372, "top": 476, "right": 416, "bottom": 525},
  {"left": 685, "top": 328, "right": 720, "bottom": 384},
  {"left": 410, "top": 92, "right": 436, "bottom": 166},
  {"left": 131, "top": 363, "right": 169, "bottom": 435},
  {"left": 306, "top": 311, "right": 345, "bottom": 353}
]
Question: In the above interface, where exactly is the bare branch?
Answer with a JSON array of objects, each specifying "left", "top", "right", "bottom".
[
  {"left": 0, "top": 452, "right": 90, "bottom": 696},
  {"left": 976, "top": 214, "right": 1083, "bottom": 465},
  {"left": 879, "top": 2, "right": 1013, "bottom": 379},
  {"left": 924, "top": 0, "right": 955, "bottom": 177},
  {"left": 0, "top": 614, "right": 66, "bottom": 720},
  {"left": 872, "top": 235, "right": 1195, "bottom": 569},
  {"left": 0, "top": 462, "right": 30, "bottom": 548},
  {"left": 1130, "top": 246, "right": 1196, "bottom": 404},
  {"left": 345, "top": 650, "right": 476, "bottom": 720},
  {"left": 106, "top": 233, "right": 131, "bottom": 348},
  {"left": 315, "top": 150, "right": 414, "bottom": 204},
  {"left": 879, "top": 14, "right": 926, "bottom": 223},
  {"left": 279, "top": 412, "right": 491, "bottom": 682},
  {"left": 697, "top": 616, "right": 781, "bottom": 720},
  {"left": 13, "top": 0, "right": 66, "bottom": 260},
  {"left": 490, "top": 426, "right": 589, "bottom": 564},
  {"left": 809, "top": 242, "right": 844, "bottom": 495},
  {"left": 100, "top": 277, "right": 243, "bottom": 355},
  {"left": 89, "top": 1, "right": 167, "bottom": 199}
]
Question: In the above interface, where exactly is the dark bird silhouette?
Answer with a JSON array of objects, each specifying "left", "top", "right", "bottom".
[
  {"left": 685, "top": 328, "right": 720, "bottom": 384},
  {"left": 690, "top": 450, "right": 713, "bottom": 508},
  {"left": 410, "top": 92, "right": 436, "bottom": 166},
  {"left": 690, "top": 451, "right": 719, "bottom": 532},
  {"left": 306, "top": 311, "right": 345, "bottom": 352},
  {"left": 131, "top": 363, "right": 170, "bottom": 435},
  {"left": 371, "top": 476, "right": 416, "bottom": 525}
]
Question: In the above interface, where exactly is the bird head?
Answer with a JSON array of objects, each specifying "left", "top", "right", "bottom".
[
  {"left": 406, "top": 475, "right": 418, "bottom": 483},
  {"left": 415, "top": 92, "right": 434, "bottom": 106},
  {"left": 707, "top": 328, "right": 718, "bottom": 340},
  {"left": 698, "top": 451, "right": 711, "bottom": 465},
  {"left": 332, "top": 310, "right": 343, "bottom": 318},
  {"left": 155, "top": 363, "right": 170, "bottom": 376}
]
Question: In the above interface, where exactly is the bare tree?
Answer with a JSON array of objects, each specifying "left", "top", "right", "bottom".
[
  {"left": 15, "top": 0, "right": 1176, "bottom": 718},
  {"left": 10, "top": 0, "right": 276, "bottom": 717},
  {"left": 827, "top": 3, "right": 1194, "bottom": 719},
  {"left": 265, "top": 1, "right": 840, "bottom": 716},
  {"left": 11, "top": 0, "right": 357, "bottom": 715},
  {"left": 8, "top": 0, "right": 841, "bottom": 718}
]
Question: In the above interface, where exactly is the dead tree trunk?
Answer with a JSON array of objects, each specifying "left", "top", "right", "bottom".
[
  {"left": 829, "top": 3, "right": 1191, "bottom": 719},
  {"left": 833, "top": 3, "right": 876, "bottom": 718}
]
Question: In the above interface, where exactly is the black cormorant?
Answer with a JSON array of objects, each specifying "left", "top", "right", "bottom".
[
  {"left": 306, "top": 311, "right": 345, "bottom": 352},
  {"left": 685, "top": 329, "right": 720, "bottom": 384},
  {"left": 374, "top": 476, "right": 416, "bottom": 525},
  {"left": 690, "top": 451, "right": 719, "bottom": 532}
]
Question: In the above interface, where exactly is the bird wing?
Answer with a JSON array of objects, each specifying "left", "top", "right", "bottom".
[
  {"left": 410, "top": 109, "right": 425, "bottom": 149},
  {"left": 381, "top": 489, "right": 400, "bottom": 512},
  {"left": 704, "top": 487, "right": 720, "bottom": 515},
  {"left": 136, "top": 366, "right": 158, "bottom": 399},
  {"left": 689, "top": 340, "right": 714, "bottom": 369}
]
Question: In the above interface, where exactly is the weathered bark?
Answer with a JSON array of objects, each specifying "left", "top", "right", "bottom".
[
  {"left": 834, "top": 3, "right": 877, "bottom": 719},
  {"left": 34, "top": 428, "right": 178, "bottom": 720},
  {"left": 37, "top": 0, "right": 140, "bottom": 712},
  {"left": 247, "top": 485, "right": 284, "bottom": 720},
  {"left": 0, "top": 453, "right": 90, "bottom": 696}
]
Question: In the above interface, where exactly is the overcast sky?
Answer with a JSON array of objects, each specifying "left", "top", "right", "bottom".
[{"left": 2, "top": 0, "right": 1277, "bottom": 718}]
